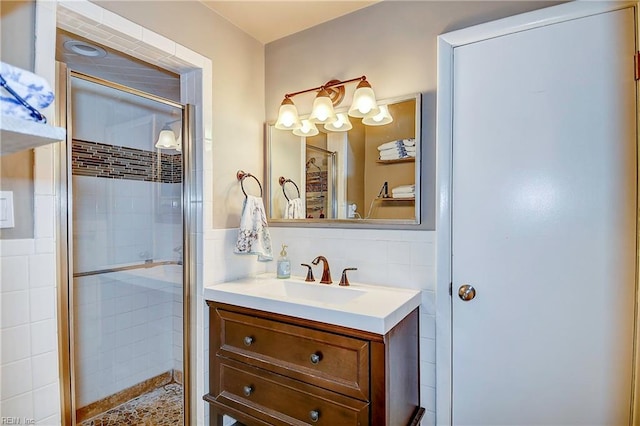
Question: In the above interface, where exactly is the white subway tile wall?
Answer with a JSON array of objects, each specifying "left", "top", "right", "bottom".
[
  {"left": 1, "top": 122, "right": 58, "bottom": 423},
  {"left": 73, "top": 270, "right": 181, "bottom": 407},
  {"left": 72, "top": 176, "right": 182, "bottom": 271},
  {"left": 203, "top": 227, "right": 437, "bottom": 424},
  {"left": 72, "top": 174, "right": 183, "bottom": 407}
]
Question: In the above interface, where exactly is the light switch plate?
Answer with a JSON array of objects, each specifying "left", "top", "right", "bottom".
[{"left": 0, "top": 191, "right": 15, "bottom": 228}]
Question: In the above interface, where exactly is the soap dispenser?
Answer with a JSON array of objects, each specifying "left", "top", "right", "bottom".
[{"left": 277, "top": 244, "right": 291, "bottom": 279}]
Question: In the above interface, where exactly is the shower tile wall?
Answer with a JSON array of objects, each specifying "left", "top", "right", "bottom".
[
  {"left": 73, "top": 175, "right": 181, "bottom": 271},
  {"left": 73, "top": 271, "right": 177, "bottom": 406},
  {"left": 73, "top": 175, "right": 182, "bottom": 408}
]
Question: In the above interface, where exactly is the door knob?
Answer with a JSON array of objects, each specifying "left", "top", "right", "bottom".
[{"left": 458, "top": 284, "right": 476, "bottom": 301}]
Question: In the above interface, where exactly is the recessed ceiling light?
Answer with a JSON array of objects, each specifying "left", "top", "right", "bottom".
[{"left": 63, "top": 40, "right": 107, "bottom": 58}]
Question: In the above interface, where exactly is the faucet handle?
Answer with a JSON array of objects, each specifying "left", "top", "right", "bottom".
[
  {"left": 339, "top": 268, "right": 357, "bottom": 286},
  {"left": 301, "top": 264, "right": 315, "bottom": 282}
]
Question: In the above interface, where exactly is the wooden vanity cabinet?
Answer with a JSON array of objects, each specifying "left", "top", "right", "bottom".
[{"left": 205, "top": 301, "right": 424, "bottom": 426}]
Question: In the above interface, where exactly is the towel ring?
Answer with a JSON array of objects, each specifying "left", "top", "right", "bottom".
[
  {"left": 279, "top": 176, "right": 300, "bottom": 202},
  {"left": 237, "top": 170, "right": 263, "bottom": 198}
]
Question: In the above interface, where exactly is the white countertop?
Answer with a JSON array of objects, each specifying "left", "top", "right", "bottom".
[{"left": 204, "top": 273, "right": 421, "bottom": 335}]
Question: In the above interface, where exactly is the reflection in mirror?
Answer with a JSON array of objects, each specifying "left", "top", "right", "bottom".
[
  {"left": 304, "top": 144, "right": 336, "bottom": 219},
  {"left": 266, "top": 93, "right": 420, "bottom": 226}
]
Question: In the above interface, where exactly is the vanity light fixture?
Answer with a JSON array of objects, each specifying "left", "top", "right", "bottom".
[
  {"left": 324, "top": 113, "right": 353, "bottom": 132},
  {"left": 155, "top": 118, "right": 182, "bottom": 151},
  {"left": 362, "top": 104, "right": 393, "bottom": 126},
  {"left": 275, "top": 76, "right": 387, "bottom": 134},
  {"left": 293, "top": 119, "right": 319, "bottom": 137}
]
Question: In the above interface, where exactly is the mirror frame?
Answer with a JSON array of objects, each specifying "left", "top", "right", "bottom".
[{"left": 265, "top": 93, "right": 423, "bottom": 229}]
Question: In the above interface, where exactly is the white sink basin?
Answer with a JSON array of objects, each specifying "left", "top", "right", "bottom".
[
  {"left": 204, "top": 274, "right": 421, "bottom": 334},
  {"left": 256, "top": 279, "right": 365, "bottom": 306}
]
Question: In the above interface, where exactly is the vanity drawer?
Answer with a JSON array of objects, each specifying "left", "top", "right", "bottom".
[
  {"left": 215, "top": 308, "right": 370, "bottom": 400},
  {"left": 213, "top": 358, "right": 369, "bottom": 426}
]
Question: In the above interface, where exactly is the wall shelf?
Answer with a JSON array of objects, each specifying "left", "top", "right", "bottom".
[
  {"left": 377, "top": 196, "right": 415, "bottom": 202},
  {"left": 1, "top": 115, "right": 66, "bottom": 156},
  {"left": 375, "top": 157, "right": 415, "bottom": 164}
]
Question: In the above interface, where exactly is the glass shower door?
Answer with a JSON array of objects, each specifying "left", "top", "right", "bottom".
[
  {"left": 68, "top": 73, "right": 186, "bottom": 425},
  {"left": 305, "top": 144, "right": 336, "bottom": 219}
]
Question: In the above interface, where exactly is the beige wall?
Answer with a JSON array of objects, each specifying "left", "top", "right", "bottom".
[
  {"left": 265, "top": 0, "right": 562, "bottom": 228},
  {"left": 1, "top": 0, "right": 35, "bottom": 71},
  {"left": 94, "top": 1, "right": 265, "bottom": 229}
]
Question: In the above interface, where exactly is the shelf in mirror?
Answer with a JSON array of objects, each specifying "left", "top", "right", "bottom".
[
  {"left": 376, "top": 157, "right": 415, "bottom": 164},
  {"left": 377, "top": 196, "right": 415, "bottom": 202}
]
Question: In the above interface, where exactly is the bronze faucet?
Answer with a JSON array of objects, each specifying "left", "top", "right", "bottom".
[
  {"left": 339, "top": 268, "right": 357, "bottom": 286},
  {"left": 300, "top": 264, "right": 315, "bottom": 282},
  {"left": 311, "top": 256, "right": 332, "bottom": 284}
]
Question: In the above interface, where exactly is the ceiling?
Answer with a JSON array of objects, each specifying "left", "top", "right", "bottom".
[
  {"left": 56, "top": 29, "right": 182, "bottom": 101},
  {"left": 56, "top": 1, "right": 381, "bottom": 100},
  {"left": 200, "top": 1, "right": 381, "bottom": 44}
]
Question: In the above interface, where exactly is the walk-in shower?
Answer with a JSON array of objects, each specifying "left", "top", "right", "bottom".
[{"left": 58, "top": 68, "right": 192, "bottom": 425}]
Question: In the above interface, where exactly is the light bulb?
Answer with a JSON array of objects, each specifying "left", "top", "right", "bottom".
[
  {"left": 275, "top": 97, "right": 301, "bottom": 130},
  {"left": 309, "top": 89, "right": 337, "bottom": 124},
  {"left": 293, "top": 119, "right": 319, "bottom": 137},
  {"left": 348, "top": 79, "right": 380, "bottom": 118},
  {"left": 324, "top": 113, "right": 352, "bottom": 132},
  {"left": 357, "top": 98, "right": 375, "bottom": 115},
  {"left": 362, "top": 104, "right": 393, "bottom": 126}
]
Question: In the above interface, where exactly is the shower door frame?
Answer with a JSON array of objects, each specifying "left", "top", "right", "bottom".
[{"left": 56, "top": 64, "right": 195, "bottom": 426}]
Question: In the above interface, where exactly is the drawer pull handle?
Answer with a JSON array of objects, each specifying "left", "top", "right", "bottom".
[
  {"left": 309, "top": 410, "right": 320, "bottom": 422},
  {"left": 243, "top": 336, "right": 254, "bottom": 346},
  {"left": 310, "top": 353, "right": 322, "bottom": 364},
  {"left": 243, "top": 385, "right": 253, "bottom": 397}
]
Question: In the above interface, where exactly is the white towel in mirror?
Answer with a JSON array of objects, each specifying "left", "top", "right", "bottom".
[{"left": 285, "top": 197, "right": 305, "bottom": 219}]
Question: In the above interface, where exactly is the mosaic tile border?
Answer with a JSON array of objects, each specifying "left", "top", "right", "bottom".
[
  {"left": 306, "top": 170, "right": 327, "bottom": 192},
  {"left": 72, "top": 139, "right": 182, "bottom": 183}
]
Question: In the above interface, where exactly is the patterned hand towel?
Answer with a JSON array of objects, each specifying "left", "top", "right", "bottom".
[{"left": 234, "top": 195, "right": 273, "bottom": 261}]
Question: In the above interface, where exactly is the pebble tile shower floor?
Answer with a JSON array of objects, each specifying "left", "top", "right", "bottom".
[{"left": 80, "top": 383, "right": 183, "bottom": 425}]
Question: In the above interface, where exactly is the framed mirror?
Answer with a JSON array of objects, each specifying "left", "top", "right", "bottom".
[{"left": 265, "top": 93, "right": 421, "bottom": 228}]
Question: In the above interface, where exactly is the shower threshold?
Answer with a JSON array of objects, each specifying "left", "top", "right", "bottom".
[{"left": 77, "top": 370, "right": 183, "bottom": 425}]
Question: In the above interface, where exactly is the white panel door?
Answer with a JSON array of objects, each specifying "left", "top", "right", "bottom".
[{"left": 452, "top": 8, "right": 636, "bottom": 425}]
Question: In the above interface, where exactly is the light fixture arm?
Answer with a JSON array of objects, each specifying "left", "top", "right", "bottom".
[{"left": 284, "top": 75, "right": 367, "bottom": 106}]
